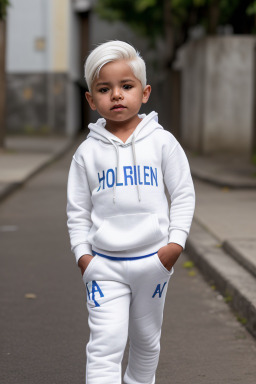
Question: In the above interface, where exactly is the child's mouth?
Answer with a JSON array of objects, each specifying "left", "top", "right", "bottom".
[{"left": 111, "top": 105, "right": 126, "bottom": 110}]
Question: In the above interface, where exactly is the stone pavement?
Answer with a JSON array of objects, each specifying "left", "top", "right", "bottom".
[{"left": 1, "top": 135, "right": 256, "bottom": 338}]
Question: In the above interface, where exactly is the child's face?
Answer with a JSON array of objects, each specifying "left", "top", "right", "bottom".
[{"left": 85, "top": 60, "right": 151, "bottom": 128}]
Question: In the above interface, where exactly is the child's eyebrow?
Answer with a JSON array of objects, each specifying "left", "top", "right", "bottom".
[
  {"left": 95, "top": 79, "right": 136, "bottom": 87},
  {"left": 120, "top": 79, "right": 136, "bottom": 83},
  {"left": 95, "top": 82, "right": 110, "bottom": 87}
]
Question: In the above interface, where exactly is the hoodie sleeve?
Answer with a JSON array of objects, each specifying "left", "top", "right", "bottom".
[
  {"left": 163, "top": 140, "right": 195, "bottom": 249},
  {"left": 67, "top": 155, "right": 93, "bottom": 263}
]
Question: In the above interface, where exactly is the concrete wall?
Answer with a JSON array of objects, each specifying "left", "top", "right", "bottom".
[
  {"left": 179, "top": 39, "right": 207, "bottom": 151},
  {"left": 6, "top": 0, "right": 70, "bottom": 134},
  {"left": 6, "top": 73, "right": 68, "bottom": 134},
  {"left": 179, "top": 37, "right": 256, "bottom": 154}
]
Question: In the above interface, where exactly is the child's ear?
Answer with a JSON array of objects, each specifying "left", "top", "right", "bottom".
[
  {"left": 142, "top": 85, "right": 151, "bottom": 104},
  {"left": 85, "top": 92, "right": 97, "bottom": 111}
]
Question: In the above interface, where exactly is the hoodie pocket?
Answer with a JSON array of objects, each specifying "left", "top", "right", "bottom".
[
  {"left": 92, "top": 213, "right": 163, "bottom": 251},
  {"left": 154, "top": 253, "right": 174, "bottom": 276}
]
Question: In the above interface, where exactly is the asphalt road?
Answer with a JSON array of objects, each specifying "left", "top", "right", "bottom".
[{"left": 1, "top": 142, "right": 256, "bottom": 384}]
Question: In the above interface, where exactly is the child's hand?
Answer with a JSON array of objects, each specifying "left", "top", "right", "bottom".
[
  {"left": 157, "top": 243, "right": 183, "bottom": 271},
  {"left": 78, "top": 254, "right": 94, "bottom": 276}
]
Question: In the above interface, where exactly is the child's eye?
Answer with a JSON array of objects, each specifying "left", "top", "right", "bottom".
[
  {"left": 123, "top": 84, "right": 133, "bottom": 90},
  {"left": 99, "top": 88, "right": 109, "bottom": 93}
]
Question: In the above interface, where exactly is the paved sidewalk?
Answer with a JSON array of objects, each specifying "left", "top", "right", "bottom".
[
  {"left": 1, "top": 135, "right": 256, "bottom": 337},
  {"left": 0, "top": 135, "right": 74, "bottom": 202}
]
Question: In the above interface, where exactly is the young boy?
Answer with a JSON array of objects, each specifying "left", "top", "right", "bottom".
[{"left": 67, "top": 40, "right": 195, "bottom": 384}]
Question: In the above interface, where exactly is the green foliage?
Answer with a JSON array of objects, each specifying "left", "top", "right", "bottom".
[
  {"left": 236, "top": 315, "right": 247, "bottom": 325},
  {"left": 219, "top": 0, "right": 239, "bottom": 22},
  {"left": 0, "top": 0, "right": 10, "bottom": 20},
  {"left": 95, "top": 0, "right": 164, "bottom": 43},
  {"left": 224, "top": 293, "right": 233, "bottom": 303},
  {"left": 96, "top": 0, "right": 256, "bottom": 40},
  {"left": 252, "top": 152, "right": 256, "bottom": 166},
  {"left": 247, "top": 1, "right": 256, "bottom": 15},
  {"left": 96, "top": 0, "right": 206, "bottom": 46},
  {"left": 135, "top": 0, "right": 157, "bottom": 12}
]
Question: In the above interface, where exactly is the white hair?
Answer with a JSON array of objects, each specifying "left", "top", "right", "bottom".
[{"left": 84, "top": 40, "right": 147, "bottom": 92}]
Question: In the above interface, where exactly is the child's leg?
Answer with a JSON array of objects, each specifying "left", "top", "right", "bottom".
[
  {"left": 124, "top": 254, "right": 173, "bottom": 384},
  {"left": 83, "top": 257, "right": 131, "bottom": 384}
]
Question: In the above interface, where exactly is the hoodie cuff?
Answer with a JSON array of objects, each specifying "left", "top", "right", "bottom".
[
  {"left": 168, "top": 229, "right": 188, "bottom": 249},
  {"left": 74, "top": 243, "right": 92, "bottom": 264}
]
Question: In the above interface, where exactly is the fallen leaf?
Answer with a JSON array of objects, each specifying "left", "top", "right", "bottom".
[
  {"left": 221, "top": 187, "right": 230, "bottom": 192},
  {"left": 25, "top": 293, "right": 37, "bottom": 299},
  {"left": 183, "top": 261, "right": 194, "bottom": 269}
]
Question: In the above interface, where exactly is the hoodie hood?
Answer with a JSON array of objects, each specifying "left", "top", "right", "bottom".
[{"left": 87, "top": 111, "right": 163, "bottom": 146}]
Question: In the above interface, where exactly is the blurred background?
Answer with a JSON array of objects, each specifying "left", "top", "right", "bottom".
[
  {"left": 1, "top": 0, "right": 256, "bottom": 158},
  {"left": 1, "top": 3, "right": 256, "bottom": 382}
]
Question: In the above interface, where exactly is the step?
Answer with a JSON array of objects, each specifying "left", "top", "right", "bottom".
[
  {"left": 188, "top": 153, "right": 256, "bottom": 189},
  {"left": 186, "top": 220, "right": 256, "bottom": 338},
  {"left": 223, "top": 239, "right": 256, "bottom": 279}
]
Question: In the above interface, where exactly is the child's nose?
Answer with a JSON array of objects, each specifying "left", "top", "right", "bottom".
[{"left": 112, "top": 88, "right": 123, "bottom": 100}]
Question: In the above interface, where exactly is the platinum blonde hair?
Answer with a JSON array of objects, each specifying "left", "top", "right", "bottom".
[{"left": 84, "top": 40, "right": 147, "bottom": 92}]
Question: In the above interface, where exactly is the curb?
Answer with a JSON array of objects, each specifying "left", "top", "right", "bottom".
[
  {"left": 191, "top": 171, "right": 256, "bottom": 190},
  {"left": 0, "top": 138, "right": 74, "bottom": 204},
  {"left": 223, "top": 240, "right": 256, "bottom": 279},
  {"left": 186, "top": 220, "right": 256, "bottom": 338}
]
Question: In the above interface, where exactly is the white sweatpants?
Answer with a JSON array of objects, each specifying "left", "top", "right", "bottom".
[{"left": 82, "top": 252, "right": 173, "bottom": 384}]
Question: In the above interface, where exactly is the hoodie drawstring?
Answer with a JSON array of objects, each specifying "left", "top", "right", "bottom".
[
  {"left": 132, "top": 135, "right": 141, "bottom": 202},
  {"left": 107, "top": 136, "right": 141, "bottom": 203},
  {"left": 107, "top": 138, "right": 119, "bottom": 204}
]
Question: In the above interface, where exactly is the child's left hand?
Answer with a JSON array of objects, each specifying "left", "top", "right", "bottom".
[{"left": 157, "top": 243, "right": 183, "bottom": 271}]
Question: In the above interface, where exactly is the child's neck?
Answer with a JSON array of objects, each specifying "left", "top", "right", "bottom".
[{"left": 105, "top": 116, "right": 142, "bottom": 143}]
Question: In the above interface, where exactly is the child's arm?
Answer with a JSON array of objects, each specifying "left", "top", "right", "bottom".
[
  {"left": 67, "top": 155, "right": 93, "bottom": 268},
  {"left": 160, "top": 140, "right": 195, "bottom": 269}
]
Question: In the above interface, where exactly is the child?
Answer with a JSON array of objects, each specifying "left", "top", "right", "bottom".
[{"left": 67, "top": 40, "right": 195, "bottom": 384}]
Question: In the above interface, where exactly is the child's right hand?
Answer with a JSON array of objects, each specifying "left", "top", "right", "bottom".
[{"left": 78, "top": 254, "right": 94, "bottom": 276}]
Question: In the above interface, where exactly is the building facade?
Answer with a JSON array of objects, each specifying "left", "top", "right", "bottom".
[{"left": 6, "top": 0, "right": 92, "bottom": 135}]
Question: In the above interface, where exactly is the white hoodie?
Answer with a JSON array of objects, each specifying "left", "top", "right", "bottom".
[{"left": 67, "top": 111, "right": 195, "bottom": 263}]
